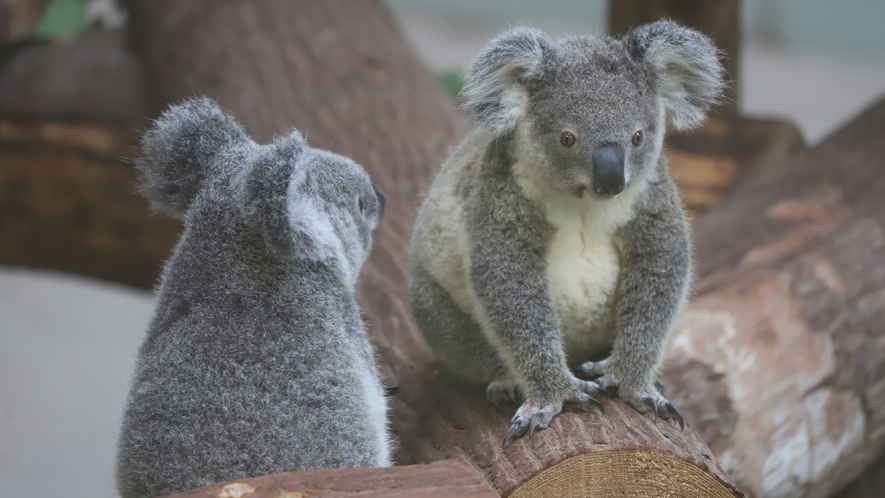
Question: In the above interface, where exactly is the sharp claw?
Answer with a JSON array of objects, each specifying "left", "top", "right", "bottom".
[
  {"left": 505, "top": 388, "right": 518, "bottom": 406},
  {"left": 528, "top": 413, "right": 543, "bottom": 438},
  {"left": 588, "top": 396, "right": 605, "bottom": 414},
  {"left": 641, "top": 397, "right": 658, "bottom": 423},
  {"left": 666, "top": 403, "right": 685, "bottom": 431},
  {"left": 503, "top": 420, "right": 524, "bottom": 447}
]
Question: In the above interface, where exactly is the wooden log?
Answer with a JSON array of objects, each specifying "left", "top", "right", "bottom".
[
  {"left": 162, "top": 460, "right": 498, "bottom": 498},
  {"left": 0, "top": 0, "right": 47, "bottom": 46},
  {"left": 0, "top": 31, "right": 156, "bottom": 130},
  {"left": 0, "top": 31, "right": 177, "bottom": 288},
  {"left": 830, "top": 453, "right": 885, "bottom": 498},
  {"left": 122, "top": 0, "right": 742, "bottom": 495},
  {"left": 661, "top": 96, "right": 885, "bottom": 497},
  {"left": 666, "top": 115, "right": 806, "bottom": 216},
  {"left": 0, "top": 118, "right": 180, "bottom": 287}
]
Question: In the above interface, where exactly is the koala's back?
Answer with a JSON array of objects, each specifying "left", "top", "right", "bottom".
[{"left": 116, "top": 203, "right": 388, "bottom": 498}]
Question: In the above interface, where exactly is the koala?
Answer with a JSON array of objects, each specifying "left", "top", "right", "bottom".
[
  {"left": 410, "top": 20, "right": 724, "bottom": 445},
  {"left": 116, "top": 97, "right": 390, "bottom": 498}
]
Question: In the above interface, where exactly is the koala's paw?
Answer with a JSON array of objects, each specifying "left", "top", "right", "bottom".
[
  {"left": 502, "top": 379, "right": 605, "bottom": 447},
  {"left": 597, "top": 375, "right": 684, "bottom": 430},
  {"left": 487, "top": 378, "right": 520, "bottom": 408}
]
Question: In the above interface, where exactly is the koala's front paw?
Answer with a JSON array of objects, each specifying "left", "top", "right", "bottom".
[
  {"left": 503, "top": 379, "right": 604, "bottom": 447},
  {"left": 597, "top": 375, "right": 684, "bottom": 430}
]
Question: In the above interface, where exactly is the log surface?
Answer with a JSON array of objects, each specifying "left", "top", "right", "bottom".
[
  {"left": 662, "top": 96, "right": 885, "bottom": 497},
  {"left": 163, "top": 460, "right": 499, "bottom": 498}
]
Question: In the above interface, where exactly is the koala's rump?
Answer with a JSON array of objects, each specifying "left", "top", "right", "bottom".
[{"left": 117, "top": 292, "right": 385, "bottom": 497}]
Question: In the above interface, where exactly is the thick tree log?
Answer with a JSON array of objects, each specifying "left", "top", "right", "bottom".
[
  {"left": 0, "top": 31, "right": 157, "bottom": 130},
  {"left": 122, "top": 0, "right": 741, "bottom": 495},
  {"left": 0, "top": 0, "right": 47, "bottom": 46},
  {"left": 666, "top": 115, "right": 806, "bottom": 216},
  {"left": 0, "top": 31, "right": 177, "bottom": 287},
  {"left": 661, "top": 96, "right": 885, "bottom": 497},
  {"left": 164, "top": 460, "right": 498, "bottom": 498},
  {"left": 830, "top": 452, "right": 885, "bottom": 498}
]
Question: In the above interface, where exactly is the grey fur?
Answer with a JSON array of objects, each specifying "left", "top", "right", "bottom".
[
  {"left": 117, "top": 97, "right": 390, "bottom": 498},
  {"left": 410, "top": 21, "right": 724, "bottom": 441}
]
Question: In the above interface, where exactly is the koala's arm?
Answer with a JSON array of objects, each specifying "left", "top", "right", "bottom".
[
  {"left": 467, "top": 148, "right": 588, "bottom": 406},
  {"left": 602, "top": 172, "right": 691, "bottom": 403}
]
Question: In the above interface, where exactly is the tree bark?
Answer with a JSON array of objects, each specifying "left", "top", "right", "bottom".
[
  {"left": 661, "top": 96, "right": 885, "bottom": 497},
  {"left": 165, "top": 460, "right": 499, "bottom": 498},
  {"left": 0, "top": 0, "right": 47, "bottom": 46},
  {"left": 121, "top": 0, "right": 742, "bottom": 496},
  {"left": 0, "top": 31, "right": 177, "bottom": 287},
  {"left": 830, "top": 452, "right": 885, "bottom": 498}
]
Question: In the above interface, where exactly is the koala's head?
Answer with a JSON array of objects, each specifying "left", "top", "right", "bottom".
[
  {"left": 462, "top": 20, "right": 725, "bottom": 199},
  {"left": 136, "top": 97, "right": 385, "bottom": 285}
]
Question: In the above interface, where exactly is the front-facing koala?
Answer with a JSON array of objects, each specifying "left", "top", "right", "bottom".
[
  {"left": 410, "top": 20, "right": 724, "bottom": 444},
  {"left": 116, "top": 98, "right": 390, "bottom": 498}
]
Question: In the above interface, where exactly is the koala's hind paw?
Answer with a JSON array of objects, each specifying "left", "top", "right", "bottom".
[
  {"left": 487, "top": 378, "right": 520, "bottom": 408},
  {"left": 502, "top": 380, "right": 605, "bottom": 447},
  {"left": 600, "top": 377, "right": 684, "bottom": 431},
  {"left": 634, "top": 396, "right": 684, "bottom": 430}
]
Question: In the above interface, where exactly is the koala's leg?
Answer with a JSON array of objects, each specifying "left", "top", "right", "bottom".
[
  {"left": 596, "top": 184, "right": 690, "bottom": 430},
  {"left": 468, "top": 166, "right": 605, "bottom": 446},
  {"left": 410, "top": 265, "right": 505, "bottom": 384}
]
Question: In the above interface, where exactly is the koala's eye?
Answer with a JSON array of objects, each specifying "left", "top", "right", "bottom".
[
  {"left": 560, "top": 131, "right": 577, "bottom": 148},
  {"left": 358, "top": 197, "right": 365, "bottom": 214},
  {"left": 632, "top": 130, "right": 644, "bottom": 147}
]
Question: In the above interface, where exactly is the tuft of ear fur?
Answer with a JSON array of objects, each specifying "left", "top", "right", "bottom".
[
  {"left": 136, "top": 97, "right": 249, "bottom": 218},
  {"left": 625, "top": 20, "right": 726, "bottom": 130},
  {"left": 241, "top": 131, "right": 327, "bottom": 261},
  {"left": 462, "top": 27, "right": 561, "bottom": 135}
]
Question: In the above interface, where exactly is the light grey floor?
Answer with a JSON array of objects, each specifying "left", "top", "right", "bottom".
[{"left": 2, "top": 6, "right": 885, "bottom": 498}]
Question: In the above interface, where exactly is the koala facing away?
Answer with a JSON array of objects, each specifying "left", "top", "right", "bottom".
[
  {"left": 410, "top": 21, "right": 724, "bottom": 444},
  {"left": 116, "top": 98, "right": 390, "bottom": 498}
]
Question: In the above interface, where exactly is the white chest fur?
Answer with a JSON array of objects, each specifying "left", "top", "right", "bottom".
[{"left": 513, "top": 161, "right": 645, "bottom": 360}]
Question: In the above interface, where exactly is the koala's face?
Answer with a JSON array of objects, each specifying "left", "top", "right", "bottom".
[
  {"left": 295, "top": 149, "right": 385, "bottom": 275},
  {"left": 519, "top": 38, "right": 663, "bottom": 200},
  {"left": 463, "top": 23, "right": 724, "bottom": 201}
]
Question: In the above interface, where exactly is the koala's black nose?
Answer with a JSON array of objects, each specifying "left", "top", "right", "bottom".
[
  {"left": 372, "top": 184, "right": 386, "bottom": 221},
  {"left": 591, "top": 146, "right": 626, "bottom": 197}
]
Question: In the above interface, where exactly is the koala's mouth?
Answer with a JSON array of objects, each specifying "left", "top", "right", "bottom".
[{"left": 578, "top": 185, "right": 619, "bottom": 201}]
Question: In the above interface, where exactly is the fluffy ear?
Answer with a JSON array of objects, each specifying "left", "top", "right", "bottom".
[
  {"left": 136, "top": 97, "right": 250, "bottom": 218},
  {"left": 462, "top": 27, "right": 561, "bottom": 135},
  {"left": 624, "top": 20, "right": 726, "bottom": 130},
  {"left": 241, "top": 131, "right": 330, "bottom": 261}
]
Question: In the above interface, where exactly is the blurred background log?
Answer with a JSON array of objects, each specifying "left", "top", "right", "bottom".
[
  {"left": 0, "top": 0, "right": 47, "bottom": 45},
  {"left": 0, "top": 31, "right": 177, "bottom": 288},
  {"left": 662, "top": 96, "right": 885, "bottom": 497}
]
